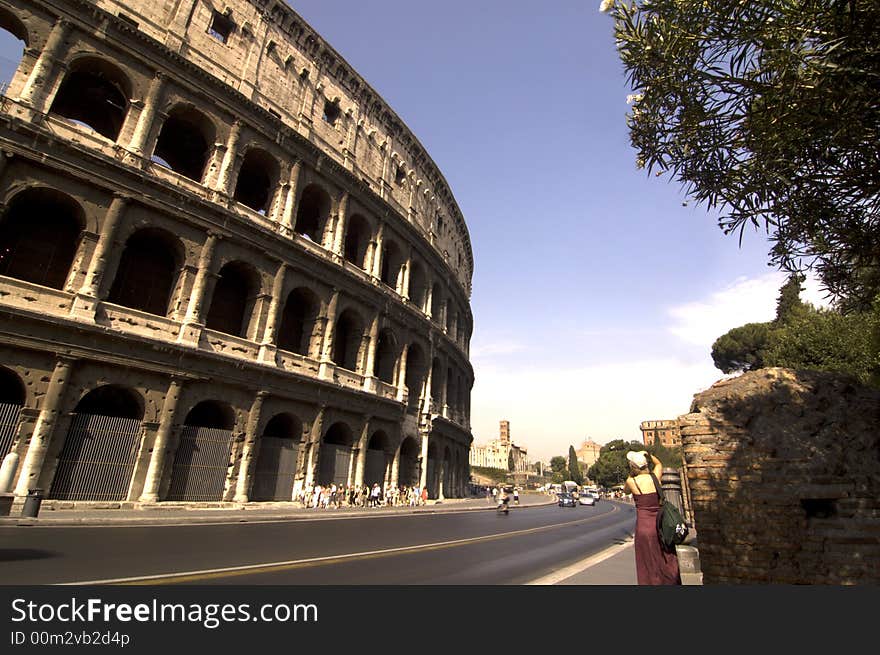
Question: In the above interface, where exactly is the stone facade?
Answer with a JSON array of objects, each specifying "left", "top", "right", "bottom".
[
  {"left": 640, "top": 419, "right": 681, "bottom": 448},
  {"left": 679, "top": 368, "right": 880, "bottom": 584},
  {"left": 0, "top": 0, "right": 474, "bottom": 504}
]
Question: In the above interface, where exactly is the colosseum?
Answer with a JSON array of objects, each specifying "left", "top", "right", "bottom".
[{"left": 0, "top": 0, "right": 474, "bottom": 506}]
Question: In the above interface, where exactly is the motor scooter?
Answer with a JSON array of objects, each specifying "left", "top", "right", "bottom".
[{"left": 496, "top": 497, "right": 510, "bottom": 515}]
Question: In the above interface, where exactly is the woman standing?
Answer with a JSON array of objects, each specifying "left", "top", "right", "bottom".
[{"left": 625, "top": 450, "right": 681, "bottom": 585}]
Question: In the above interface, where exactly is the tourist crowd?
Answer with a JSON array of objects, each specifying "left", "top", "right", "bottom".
[{"left": 295, "top": 483, "right": 429, "bottom": 509}]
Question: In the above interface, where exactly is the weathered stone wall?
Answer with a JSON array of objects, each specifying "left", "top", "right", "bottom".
[{"left": 679, "top": 368, "right": 880, "bottom": 584}]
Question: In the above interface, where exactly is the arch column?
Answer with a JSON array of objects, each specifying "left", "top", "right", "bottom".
[
  {"left": 18, "top": 18, "right": 71, "bottom": 117},
  {"left": 300, "top": 406, "right": 326, "bottom": 491},
  {"left": 13, "top": 357, "right": 74, "bottom": 497},
  {"left": 233, "top": 391, "right": 267, "bottom": 503},
  {"left": 353, "top": 419, "right": 370, "bottom": 488},
  {"left": 362, "top": 313, "right": 380, "bottom": 393},
  {"left": 258, "top": 262, "right": 286, "bottom": 363},
  {"left": 396, "top": 345, "right": 409, "bottom": 403},
  {"left": 127, "top": 72, "right": 166, "bottom": 161},
  {"left": 278, "top": 160, "right": 302, "bottom": 237},
  {"left": 178, "top": 233, "right": 219, "bottom": 344},
  {"left": 400, "top": 255, "right": 411, "bottom": 299},
  {"left": 215, "top": 120, "right": 244, "bottom": 198},
  {"left": 424, "top": 277, "right": 434, "bottom": 319},
  {"left": 331, "top": 191, "right": 349, "bottom": 255},
  {"left": 138, "top": 378, "right": 183, "bottom": 503},
  {"left": 317, "top": 289, "right": 340, "bottom": 379},
  {"left": 418, "top": 432, "right": 429, "bottom": 491},
  {"left": 370, "top": 223, "right": 385, "bottom": 280},
  {"left": 70, "top": 194, "right": 129, "bottom": 318}
]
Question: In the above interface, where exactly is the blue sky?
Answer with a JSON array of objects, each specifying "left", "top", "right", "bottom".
[
  {"left": 286, "top": 0, "right": 831, "bottom": 460},
  {"left": 0, "top": 2, "right": 828, "bottom": 462}
]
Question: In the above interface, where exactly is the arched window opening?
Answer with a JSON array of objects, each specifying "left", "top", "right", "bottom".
[
  {"left": 48, "top": 385, "right": 144, "bottom": 501},
  {"left": 397, "top": 437, "right": 419, "bottom": 487},
  {"left": 430, "top": 359, "right": 443, "bottom": 405},
  {"left": 167, "top": 400, "right": 236, "bottom": 501},
  {"left": 446, "top": 306, "right": 456, "bottom": 336},
  {"left": 318, "top": 422, "right": 354, "bottom": 486},
  {"left": 233, "top": 148, "right": 278, "bottom": 213},
  {"left": 408, "top": 261, "right": 427, "bottom": 310},
  {"left": 49, "top": 58, "right": 130, "bottom": 141},
  {"left": 0, "top": 10, "right": 28, "bottom": 91},
  {"left": 0, "top": 188, "right": 83, "bottom": 289},
  {"left": 404, "top": 343, "right": 426, "bottom": 407},
  {"left": 332, "top": 309, "right": 363, "bottom": 371},
  {"left": 205, "top": 261, "right": 258, "bottom": 338},
  {"left": 322, "top": 99, "right": 340, "bottom": 126},
  {"left": 343, "top": 213, "right": 370, "bottom": 268},
  {"left": 431, "top": 284, "right": 443, "bottom": 321},
  {"left": 152, "top": 106, "right": 214, "bottom": 182},
  {"left": 373, "top": 329, "right": 397, "bottom": 384},
  {"left": 277, "top": 287, "right": 319, "bottom": 355},
  {"left": 380, "top": 240, "right": 402, "bottom": 290},
  {"left": 184, "top": 400, "right": 235, "bottom": 430},
  {"left": 73, "top": 384, "right": 143, "bottom": 420},
  {"left": 0, "top": 366, "right": 25, "bottom": 459},
  {"left": 294, "top": 184, "right": 330, "bottom": 243},
  {"left": 251, "top": 412, "right": 302, "bottom": 502},
  {"left": 107, "top": 228, "right": 181, "bottom": 317},
  {"left": 364, "top": 430, "right": 388, "bottom": 487}
]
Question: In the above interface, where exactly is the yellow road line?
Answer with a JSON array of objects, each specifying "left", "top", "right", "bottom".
[{"left": 62, "top": 505, "right": 619, "bottom": 585}]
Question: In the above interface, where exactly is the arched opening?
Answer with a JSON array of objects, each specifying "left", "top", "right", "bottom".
[
  {"left": 0, "top": 9, "right": 28, "bottom": 89},
  {"left": 446, "top": 305, "right": 456, "bottom": 337},
  {"left": 408, "top": 261, "right": 427, "bottom": 310},
  {"left": 404, "top": 343, "right": 426, "bottom": 410},
  {"left": 49, "top": 57, "right": 130, "bottom": 141},
  {"left": 167, "top": 400, "right": 236, "bottom": 501},
  {"left": 373, "top": 329, "right": 397, "bottom": 384},
  {"left": 107, "top": 228, "right": 181, "bottom": 316},
  {"left": 430, "top": 284, "right": 443, "bottom": 321},
  {"left": 277, "top": 287, "right": 320, "bottom": 356},
  {"left": 205, "top": 261, "right": 258, "bottom": 338},
  {"left": 380, "top": 239, "right": 402, "bottom": 290},
  {"left": 397, "top": 437, "right": 420, "bottom": 487},
  {"left": 343, "top": 213, "right": 370, "bottom": 268},
  {"left": 364, "top": 430, "right": 389, "bottom": 486},
  {"left": 294, "top": 184, "right": 330, "bottom": 243},
  {"left": 48, "top": 385, "right": 144, "bottom": 501},
  {"left": 426, "top": 442, "right": 439, "bottom": 499},
  {"left": 430, "top": 358, "right": 443, "bottom": 409},
  {"left": 0, "top": 188, "right": 83, "bottom": 289},
  {"left": 152, "top": 105, "right": 214, "bottom": 182},
  {"left": 233, "top": 147, "right": 279, "bottom": 213},
  {"left": 317, "top": 422, "right": 354, "bottom": 486},
  {"left": 332, "top": 308, "right": 363, "bottom": 371},
  {"left": 251, "top": 412, "right": 302, "bottom": 501},
  {"left": 0, "top": 366, "right": 24, "bottom": 459},
  {"left": 443, "top": 446, "right": 453, "bottom": 498},
  {"left": 447, "top": 368, "right": 457, "bottom": 415}
]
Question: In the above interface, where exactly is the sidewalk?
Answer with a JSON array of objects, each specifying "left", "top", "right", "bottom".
[{"left": 0, "top": 491, "right": 556, "bottom": 527}]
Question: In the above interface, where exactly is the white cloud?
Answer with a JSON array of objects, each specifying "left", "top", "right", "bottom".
[
  {"left": 666, "top": 271, "right": 832, "bottom": 350},
  {"left": 470, "top": 338, "right": 526, "bottom": 359}
]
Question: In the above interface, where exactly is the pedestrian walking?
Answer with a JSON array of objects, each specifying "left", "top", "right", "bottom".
[{"left": 625, "top": 450, "right": 681, "bottom": 585}]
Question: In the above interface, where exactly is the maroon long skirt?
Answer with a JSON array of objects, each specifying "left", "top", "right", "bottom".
[{"left": 634, "top": 492, "right": 681, "bottom": 585}]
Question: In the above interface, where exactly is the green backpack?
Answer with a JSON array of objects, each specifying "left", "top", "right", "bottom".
[{"left": 648, "top": 470, "right": 690, "bottom": 552}]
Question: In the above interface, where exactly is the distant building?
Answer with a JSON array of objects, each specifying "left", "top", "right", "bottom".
[
  {"left": 576, "top": 439, "right": 603, "bottom": 471},
  {"left": 640, "top": 420, "right": 681, "bottom": 448},
  {"left": 470, "top": 420, "right": 529, "bottom": 473}
]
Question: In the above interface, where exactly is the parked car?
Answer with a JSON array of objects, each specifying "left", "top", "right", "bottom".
[
  {"left": 578, "top": 493, "right": 596, "bottom": 506},
  {"left": 557, "top": 492, "right": 577, "bottom": 508}
]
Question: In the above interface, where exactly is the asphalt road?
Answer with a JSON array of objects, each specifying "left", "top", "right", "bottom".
[{"left": 0, "top": 501, "right": 635, "bottom": 585}]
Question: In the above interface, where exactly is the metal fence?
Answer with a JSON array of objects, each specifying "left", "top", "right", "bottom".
[
  {"left": 363, "top": 449, "right": 385, "bottom": 486},
  {"left": 0, "top": 401, "right": 21, "bottom": 460},
  {"left": 318, "top": 443, "right": 352, "bottom": 486},
  {"left": 48, "top": 413, "right": 142, "bottom": 501},
  {"left": 166, "top": 426, "right": 234, "bottom": 501},
  {"left": 250, "top": 438, "right": 299, "bottom": 501}
]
